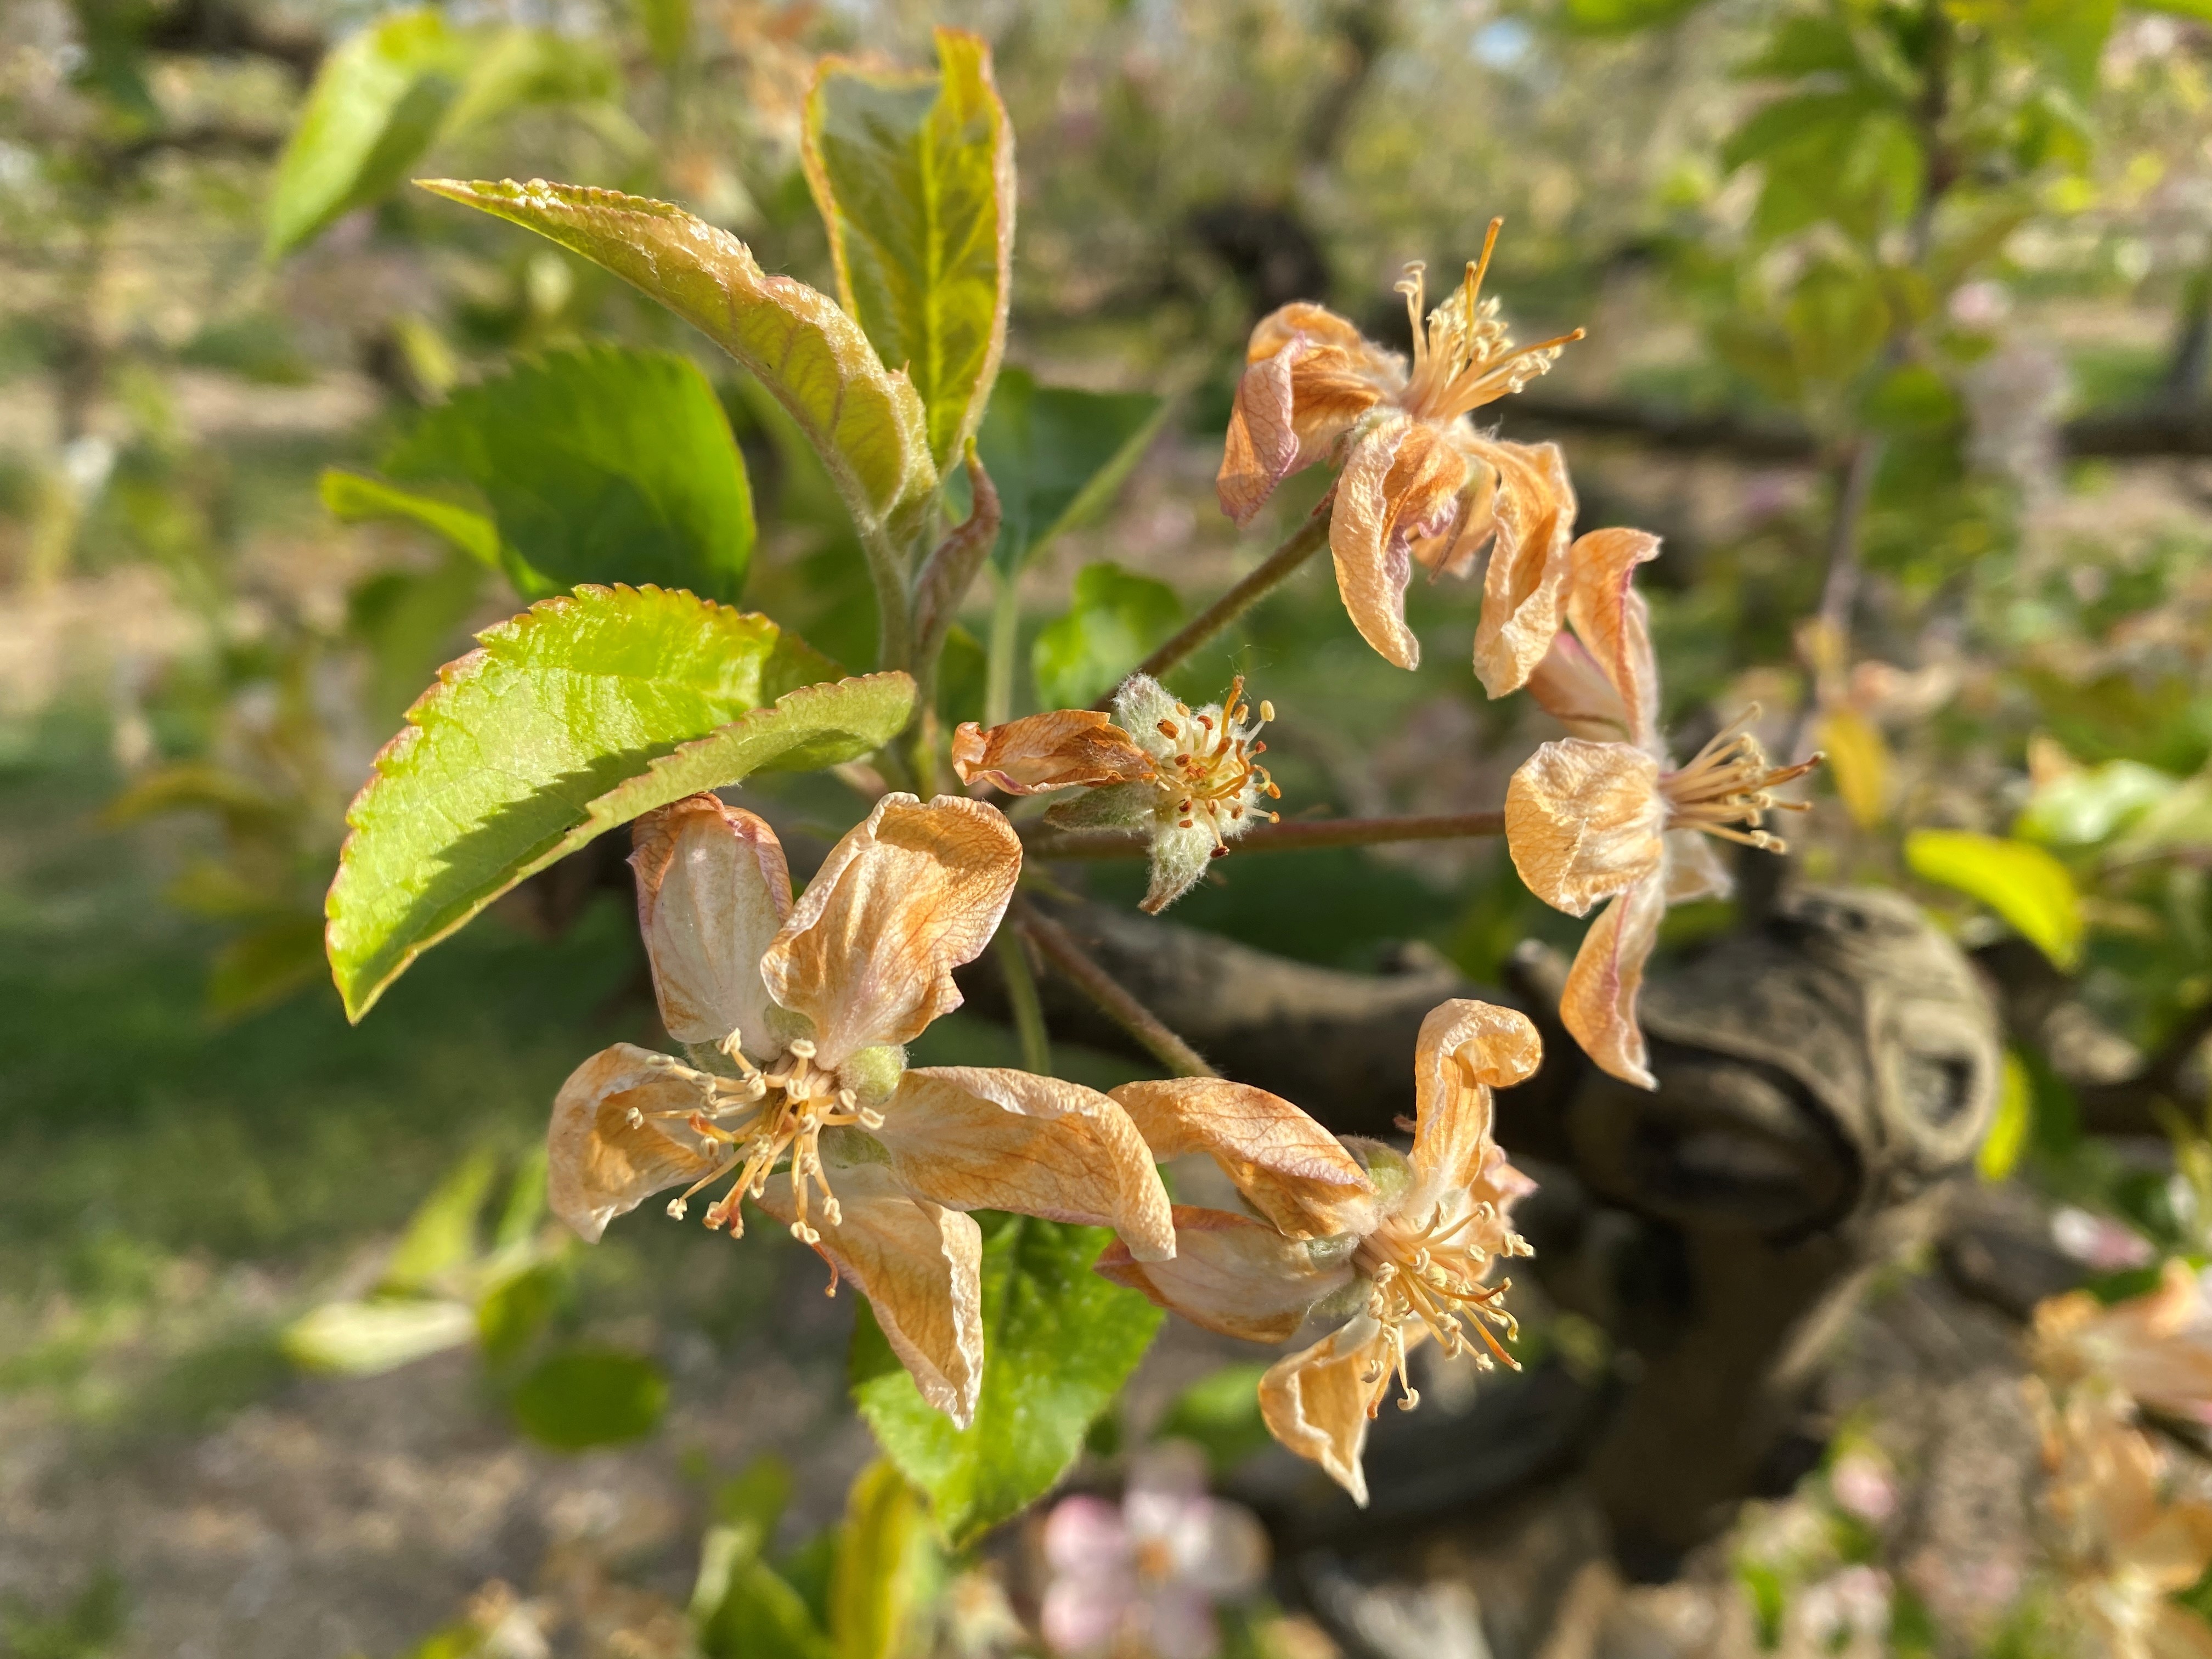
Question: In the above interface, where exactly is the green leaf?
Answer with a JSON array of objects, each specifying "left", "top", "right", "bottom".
[
  {"left": 348, "top": 550, "right": 490, "bottom": 730},
  {"left": 510, "top": 1348, "right": 669, "bottom": 1449},
  {"left": 831, "top": 1463, "right": 927, "bottom": 1659},
  {"left": 803, "top": 29, "right": 1014, "bottom": 470},
  {"left": 1154, "top": 1362, "right": 1274, "bottom": 1474},
  {"left": 417, "top": 179, "right": 937, "bottom": 542},
  {"left": 699, "top": 1558, "right": 835, "bottom": 1659},
  {"left": 441, "top": 27, "right": 617, "bottom": 137},
  {"left": 1032, "top": 562, "right": 1182, "bottom": 712},
  {"left": 264, "top": 10, "right": 472, "bottom": 258},
  {"left": 283, "top": 1297, "right": 479, "bottom": 1376},
  {"left": 325, "top": 584, "right": 913, "bottom": 1022},
  {"left": 323, "top": 469, "right": 502, "bottom": 569},
  {"left": 1905, "top": 828, "right": 2084, "bottom": 970},
  {"left": 207, "top": 913, "right": 331, "bottom": 1019},
  {"left": 384, "top": 1148, "right": 498, "bottom": 1293},
  {"left": 1977, "top": 1052, "right": 2033, "bottom": 1182},
  {"left": 978, "top": 369, "right": 1170, "bottom": 574},
  {"left": 634, "top": 0, "right": 691, "bottom": 69},
  {"left": 1559, "top": 0, "right": 1710, "bottom": 33},
  {"left": 476, "top": 1262, "right": 563, "bottom": 1367},
  {"left": 2016, "top": 759, "right": 2177, "bottom": 847},
  {"left": 849, "top": 1215, "right": 1162, "bottom": 1548},
  {"left": 2136, "top": 0, "right": 2212, "bottom": 20},
  {"left": 381, "top": 345, "right": 757, "bottom": 603}
]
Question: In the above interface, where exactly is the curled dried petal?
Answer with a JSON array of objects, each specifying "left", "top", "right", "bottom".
[
  {"left": 630, "top": 795, "right": 793, "bottom": 1052},
  {"left": 1471, "top": 440, "right": 1578, "bottom": 698},
  {"left": 1408, "top": 999, "right": 1540, "bottom": 1201},
  {"left": 1111, "top": 1077, "right": 1376, "bottom": 1239},
  {"left": 951, "top": 710, "right": 1156, "bottom": 796},
  {"left": 1257, "top": 1313, "right": 1413, "bottom": 1508},
  {"left": 1329, "top": 416, "right": 1468, "bottom": 671},
  {"left": 1559, "top": 873, "right": 1667, "bottom": 1090},
  {"left": 1098, "top": 1205, "right": 1352, "bottom": 1343},
  {"left": 1562, "top": 527, "right": 1663, "bottom": 753},
  {"left": 1218, "top": 304, "right": 1397, "bottom": 526},
  {"left": 547, "top": 1043, "right": 726, "bottom": 1242},
  {"left": 761, "top": 793, "right": 1020, "bottom": 1069},
  {"left": 877, "top": 1067, "right": 1175, "bottom": 1261}
]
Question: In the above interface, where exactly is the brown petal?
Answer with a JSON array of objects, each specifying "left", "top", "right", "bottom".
[
  {"left": 1110, "top": 1077, "right": 1378, "bottom": 1239},
  {"left": 1258, "top": 1313, "right": 1414, "bottom": 1508},
  {"left": 1410, "top": 459, "right": 1498, "bottom": 581},
  {"left": 950, "top": 710, "right": 1157, "bottom": 796},
  {"left": 1471, "top": 439, "right": 1578, "bottom": 698},
  {"left": 1408, "top": 1000, "right": 1541, "bottom": 1199},
  {"left": 1218, "top": 306, "right": 1396, "bottom": 527},
  {"left": 1329, "top": 417, "right": 1468, "bottom": 672},
  {"left": 755, "top": 1156, "right": 985, "bottom": 1427},
  {"left": 1560, "top": 874, "right": 1667, "bottom": 1090},
  {"left": 875, "top": 1067, "right": 1175, "bottom": 1261},
  {"left": 546, "top": 1043, "right": 727, "bottom": 1243},
  {"left": 1097, "top": 1205, "right": 1352, "bottom": 1343},
  {"left": 1562, "top": 527, "right": 1663, "bottom": 752},
  {"left": 1504, "top": 738, "right": 1667, "bottom": 916},
  {"left": 630, "top": 795, "right": 794, "bottom": 1052},
  {"left": 1525, "top": 633, "right": 1633, "bottom": 744},
  {"left": 761, "top": 793, "right": 1021, "bottom": 1069}
]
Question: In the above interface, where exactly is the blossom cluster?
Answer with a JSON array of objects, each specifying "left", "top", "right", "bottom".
[{"left": 543, "top": 232, "right": 1826, "bottom": 1510}]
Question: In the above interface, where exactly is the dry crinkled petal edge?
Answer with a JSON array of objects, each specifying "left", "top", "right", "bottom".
[{"left": 1503, "top": 738, "right": 1666, "bottom": 917}]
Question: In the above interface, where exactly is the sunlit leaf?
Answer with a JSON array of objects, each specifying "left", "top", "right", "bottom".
[
  {"left": 804, "top": 29, "right": 1014, "bottom": 469},
  {"left": 978, "top": 369, "right": 1169, "bottom": 574},
  {"left": 264, "top": 10, "right": 470, "bottom": 258},
  {"left": 1905, "top": 828, "right": 2084, "bottom": 969},
  {"left": 322, "top": 469, "right": 502, "bottom": 569},
  {"left": 383, "top": 1147, "right": 497, "bottom": 1293},
  {"left": 1977, "top": 1052, "right": 2033, "bottom": 1182},
  {"left": 325, "top": 584, "right": 913, "bottom": 1021},
  {"left": 417, "top": 179, "right": 937, "bottom": 542},
  {"left": 510, "top": 1348, "right": 668, "bottom": 1449},
  {"left": 1032, "top": 562, "right": 1182, "bottom": 712},
  {"left": 381, "top": 345, "right": 757, "bottom": 602},
  {"left": 283, "top": 1297, "right": 478, "bottom": 1376},
  {"left": 850, "top": 1215, "right": 1161, "bottom": 1548},
  {"left": 1559, "top": 0, "right": 1710, "bottom": 33},
  {"left": 830, "top": 1462, "right": 928, "bottom": 1659},
  {"left": 1816, "top": 708, "right": 1892, "bottom": 830},
  {"left": 2016, "top": 758, "right": 2176, "bottom": 847}
]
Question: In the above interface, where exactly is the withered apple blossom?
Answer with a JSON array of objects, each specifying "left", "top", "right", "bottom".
[
  {"left": 2034, "top": 1259, "right": 2212, "bottom": 1428},
  {"left": 1096, "top": 1000, "right": 1539, "bottom": 1505},
  {"left": 1504, "top": 528, "right": 1820, "bottom": 1088},
  {"left": 545, "top": 791, "right": 1174, "bottom": 1426},
  {"left": 1215, "top": 219, "right": 1585, "bottom": 692},
  {"left": 951, "top": 674, "right": 1280, "bottom": 914}
]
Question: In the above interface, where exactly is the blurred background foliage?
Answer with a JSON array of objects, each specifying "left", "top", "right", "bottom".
[{"left": 8, "top": 0, "right": 2212, "bottom": 1652}]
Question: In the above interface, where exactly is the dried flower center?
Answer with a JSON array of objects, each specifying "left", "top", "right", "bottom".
[
  {"left": 1396, "top": 219, "right": 1584, "bottom": 426},
  {"left": 1350, "top": 1200, "right": 1531, "bottom": 1415},
  {"left": 1660, "top": 707, "right": 1822, "bottom": 853},
  {"left": 654, "top": 1037, "right": 884, "bottom": 1254},
  {"left": 1149, "top": 675, "right": 1282, "bottom": 856}
]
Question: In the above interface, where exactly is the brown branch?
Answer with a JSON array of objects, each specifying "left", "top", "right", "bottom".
[
  {"left": 1023, "top": 809, "right": 1506, "bottom": 861},
  {"left": 1093, "top": 514, "right": 1330, "bottom": 708},
  {"left": 1011, "top": 901, "right": 1217, "bottom": 1079}
]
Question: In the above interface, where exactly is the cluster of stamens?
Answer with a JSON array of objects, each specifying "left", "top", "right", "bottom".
[
  {"left": 641, "top": 1036, "right": 883, "bottom": 1268},
  {"left": 1396, "top": 218, "right": 1584, "bottom": 426},
  {"left": 1148, "top": 675, "right": 1282, "bottom": 856},
  {"left": 1660, "top": 706, "right": 1824, "bottom": 854},
  {"left": 1351, "top": 1200, "right": 1532, "bottom": 1417}
]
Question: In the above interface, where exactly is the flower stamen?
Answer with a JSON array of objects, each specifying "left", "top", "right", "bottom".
[
  {"left": 1147, "top": 675, "right": 1281, "bottom": 850},
  {"left": 1660, "top": 705, "right": 1822, "bottom": 854}
]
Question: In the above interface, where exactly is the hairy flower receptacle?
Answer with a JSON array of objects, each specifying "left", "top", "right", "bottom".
[{"left": 1147, "top": 676, "right": 1280, "bottom": 854}]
